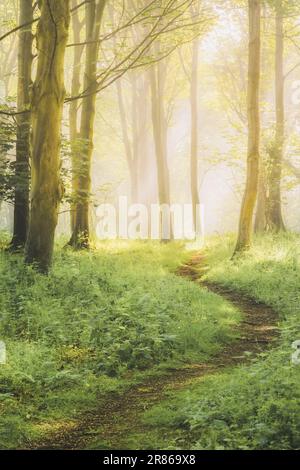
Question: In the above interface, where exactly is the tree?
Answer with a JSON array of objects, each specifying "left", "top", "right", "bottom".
[
  {"left": 234, "top": 0, "right": 261, "bottom": 254},
  {"left": 0, "top": 0, "right": 19, "bottom": 96},
  {"left": 69, "top": 0, "right": 85, "bottom": 233},
  {"left": 0, "top": 114, "right": 16, "bottom": 207},
  {"left": 149, "top": 55, "right": 173, "bottom": 240},
  {"left": 68, "top": 0, "right": 106, "bottom": 249},
  {"left": 67, "top": 0, "right": 210, "bottom": 246},
  {"left": 190, "top": 37, "right": 201, "bottom": 237},
  {"left": 254, "top": 160, "right": 267, "bottom": 232},
  {"left": 10, "top": 0, "right": 33, "bottom": 250},
  {"left": 116, "top": 71, "right": 151, "bottom": 205},
  {"left": 267, "top": 0, "right": 286, "bottom": 231},
  {"left": 25, "top": 0, "right": 71, "bottom": 272}
]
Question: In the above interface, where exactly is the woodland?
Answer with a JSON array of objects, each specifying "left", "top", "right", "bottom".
[{"left": 0, "top": 0, "right": 300, "bottom": 451}]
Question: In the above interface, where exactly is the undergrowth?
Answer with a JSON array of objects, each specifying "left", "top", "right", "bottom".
[
  {"left": 140, "top": 233, "right": 300, "bottom": 450},
  {"left": 0, "top": 237, "right": 239, "bottom": 448}
]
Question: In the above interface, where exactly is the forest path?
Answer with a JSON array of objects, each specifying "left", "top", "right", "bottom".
[{"left": 33, "top": 253, "right": 279, "bottom": 450}]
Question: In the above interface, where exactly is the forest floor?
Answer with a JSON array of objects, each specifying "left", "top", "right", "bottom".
[
  {"left": 30, "top": 253, "right": 279, "bottom": 450},
  {"left": 1, "top": 234, "right": 299, "bottom": 450}
]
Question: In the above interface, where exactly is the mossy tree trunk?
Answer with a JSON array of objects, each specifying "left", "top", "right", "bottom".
[
  {"left": 234, "top": 0, "right": 261, "bottom": 255},
  {"left": 10, "top": 0, "right": 33, "bottom": 250},
  {"left": 69, "top": 0, "right": 106, "bottom": 249},
  {"left": 25, "top": 0, "right": 70, "bottom": 273}
]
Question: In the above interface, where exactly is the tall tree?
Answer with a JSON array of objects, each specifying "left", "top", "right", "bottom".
[
  {"left": 190, "top": 37, "right": 201, "bottom": 237},
  {"left": 69, "top": 0, "right": 84, "bottom": 233},
  {"left": 117, "top": 76, "right": 139, "bottom": 204},
  {"left": 117, "top": 72, "right": 150, "bottom": 205},
  {"left": 25, "top": 0, "right": 70, "bottom": 272},
  {"left": 69, "top": 0, "right": 106, "bottom": 248},
  {"left": 234, "top": 0, "right": 261, "bottom": 254},
  {"left": 149, "top": 57, "right": 173, "bottom": 240},
  {"left": 267, "top": 0, "right": 285, "bottom": 231},
  {"left": 66, "top": 0, "right": 207, "bottom": 245},
  {"left": 254, "top": 161, "right": 267, "bottom": 232},
  {"left": 10, "top": 0, "right": 33, "bottom": 250},
  {"left": 0, "top": 0, "right": 19, "bottom": 96},
  {"left": 254, "top": 1, "right": 269, "bottom": 234}
]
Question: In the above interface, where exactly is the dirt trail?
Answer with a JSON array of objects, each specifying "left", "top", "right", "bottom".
[{"left": 32, "top": 253, "right": 279, "bottom": 450}]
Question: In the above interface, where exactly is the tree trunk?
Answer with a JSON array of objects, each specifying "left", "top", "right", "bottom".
[
  {"left": 10, "top": 0, "right": 33, "bottom": 250},
  {"left": 267, "top": 1, "right": 285, "bottom": 232},
  {"left": 254, "top": 160, "right": 267, "bottom": 232},
  {"left": 116, "top": 79, "right": 135, "bottom": 203},
  {"left": 136, "top": 74, "right": 152, "bottom": 209},
  {"left": 190, "top": 39, "right": 201, "bottom": 237},
  {"left": 234, "top": 0, "right": 261, "bottom": 255},
  {"left": 69, "top": 0, "right": 84, "bottom": 233},
  {"left": 149, "top": 61, "right": 172, "bottom": 241},
  {"left": 117, "top": 72, "right": 150, "bottom": 207},
  {"left": 25, "top": 0, "right": 70, "bottom": 273},
  {"left": 69, "top": 0, "right": 106, "bottom": 249},
  {"left": 131, "top": 72, "right": 139, "bottom": 203}
]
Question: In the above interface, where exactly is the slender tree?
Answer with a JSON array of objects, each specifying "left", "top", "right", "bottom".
[
  {"left": 25, "top": 0, "right": 70, "bottom": 272},
  {"left": 267, "top": 0, "right": 285, "bottom": 231},
  {"left": 234, "top": 0, "right": 261, "bottom": 254},
  {"left": 130, "top": 72, "right": 139, "bottom": 203},
  {"left": 254, "top": 161, "right": 267, "bottom": 232},
  {"left": 0, "top": 1, "right": 19, "bottom": 96},
  {"left": 190, "top": 38, "right": 201, "bottom": 237},
  {"left": 149, "top": 57, "right": 173, "bottom": 240},
  {"left": 117, "top": 71, "right": 150, "bottom": 205},
  {"left": 69, "top": 0, "right": 84, "bottom": 233},
  {"left": 69, "top": 0, "right": 106, "bottom": 248},
  {"left": 66, "top": 0, "right": 206, "bottom": 245},
  {"left": 117, "top": 76, "right": 140, "bottom": 204},
  {"left": 10, "top": 0, "right": 33, "bottom": 250}
]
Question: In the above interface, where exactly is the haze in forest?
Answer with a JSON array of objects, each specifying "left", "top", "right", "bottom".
[
  {"left": 1, "top": 1, "right": 300, "bottom": 452},
  {"left": 0, "top": 0, "right": 300, "bottom": 271}
]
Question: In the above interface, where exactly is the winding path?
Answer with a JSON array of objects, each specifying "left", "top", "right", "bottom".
[{"left": 33, "top": 253, "right": 279, "bottom": 450}]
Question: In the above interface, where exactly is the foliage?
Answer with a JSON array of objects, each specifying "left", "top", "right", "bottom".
[
  {"left": 0, "top": 239, "right": 240, "bottom": 448},
  {"left": 0, "top": 113, "right": 16, "bottom": 203},
  {"left": 140, "top": 234, "right": 300, "bottom": 450}
]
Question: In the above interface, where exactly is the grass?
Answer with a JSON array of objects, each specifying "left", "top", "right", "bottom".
[
  {"left": 0, "top": 236, "right": 240, "bottom": 449},
  {"left": 138, "top": 233, "right": 300, "bottom": 450}
]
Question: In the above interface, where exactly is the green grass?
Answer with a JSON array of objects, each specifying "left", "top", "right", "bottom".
[
  {"left": 139, "top": 233, "right": 300, "bottom": 450},
  {"left": 0, "top": 237, "right": 240, "bottom": 449}
]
